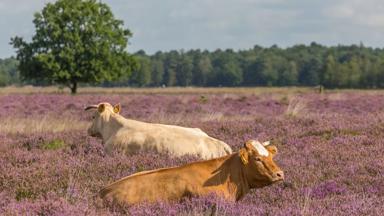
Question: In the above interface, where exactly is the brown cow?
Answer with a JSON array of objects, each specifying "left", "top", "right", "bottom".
[{"left": 100, "top": 140, "right": 284, "bottom": 204}]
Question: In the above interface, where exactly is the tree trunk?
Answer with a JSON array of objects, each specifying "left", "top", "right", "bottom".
[{"left": 70, "top": 81, "right": 77, "bottom": 94}]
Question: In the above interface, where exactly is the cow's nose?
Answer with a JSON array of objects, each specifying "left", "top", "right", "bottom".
[{"left": 272, "top": 171, "right": 284, "bottom": 181}]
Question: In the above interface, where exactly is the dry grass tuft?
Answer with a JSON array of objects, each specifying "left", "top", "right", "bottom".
[
  {"left": 201, "top": 112, "right": 224, "bottom": 122},
  {"left": 146, "top": 112, "right": 190, "bottom": 125},
  {"left": 285, "top": 97, "right": 308, "bottom": 117},
  {"left": 0, "top": 116, "right": 88, "bottom": 134}
]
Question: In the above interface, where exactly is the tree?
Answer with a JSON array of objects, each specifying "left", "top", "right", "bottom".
[
  {"left": 298, "top": 57, "right": 321, "bottom": 86},
  {"left": 209, "top": 50, "right": 242, "bottom": 86},
  {"left": 322, "top": 54, "right": 338, "bottom": 87},
  {"left": 375, "top": 58, "right": 384, "bottom": 87},
  {"left": 163, "top": 51, "right": 178, "bottom": 86},
  {"left": 244, "top": 54, "right": 278, "bottom": 86},
  {"left": 278, "top": 61, "right": 298, "bottom": 86},
  {"left": 0, "top": 57, "right": 19, "bottom": 86},
  {"left": 11, "top": 0, "right": 136, "bottom": 93},
  {"left": 130, "top": 56, "right": 151, "bottom": 86},
  {"left": 192, "top": 55, "right": 212, "bottom": 86},
  {"left": 346, "top": 57, "right": 360, "bottom": 87},
  {"left": 176, "top": 54, "right": 193, "bottom": 86},
  {"left": 150, "top": 59, "right": 164, "bottom": 86}
]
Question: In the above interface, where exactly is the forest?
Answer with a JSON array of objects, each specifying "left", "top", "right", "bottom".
[{"left": 2, "top": 42, "right": 384, "bottom": 88}]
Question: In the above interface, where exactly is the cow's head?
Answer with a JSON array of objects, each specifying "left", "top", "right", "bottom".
[
  {"left": 239, "top": 140, "right": 284, "bottom": 188},
  {"left": 84, "top": 102, "right": 121, "bottom": 138}
]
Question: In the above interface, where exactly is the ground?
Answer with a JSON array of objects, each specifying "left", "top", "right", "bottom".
[{"left": 0, "top": 87, "right": 383, "bottom": 215}]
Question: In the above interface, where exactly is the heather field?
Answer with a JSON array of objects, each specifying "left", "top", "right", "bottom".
[{"left": 1, "top": 88, "right": 384, "bottom": 215}]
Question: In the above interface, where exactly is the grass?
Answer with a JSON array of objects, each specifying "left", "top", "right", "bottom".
[
  {"left": 0, "top": 116, "right": 87, "bottom": 134},
  {"left": 0, "top": 85, "right": 317, "bottom": 95},
  {"left": 41, "top": 139, "right": 66, "bottom": 150},
  {"left": 285, "top": 97, "right": 308, "bottom": 117}
]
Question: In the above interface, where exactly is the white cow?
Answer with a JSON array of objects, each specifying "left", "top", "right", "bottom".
[{"left": 85, "top": 103, "right": 232, "bottom": 159}]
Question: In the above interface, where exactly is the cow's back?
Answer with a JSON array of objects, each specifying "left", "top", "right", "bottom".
[
  {"left": 105, "top": 119, "right": 232, "bottom": 158},
  {"left": 100, "top": 161, "right": 220, "bottom": 204}
]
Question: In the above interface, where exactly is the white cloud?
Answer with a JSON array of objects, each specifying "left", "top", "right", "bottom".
[
  {"left": 1, "top": 0, "right": 384, "bottom": 58},
  {"left": 324, "top": 0, "right": 384, "bottom": 27}
]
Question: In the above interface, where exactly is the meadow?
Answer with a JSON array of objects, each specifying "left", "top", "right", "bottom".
[{"left": 0, "top": 87, "right": 383, "bottom": 215}]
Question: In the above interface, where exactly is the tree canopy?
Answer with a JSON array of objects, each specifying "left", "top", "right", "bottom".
[
  {"left": 10, "top": 0, "right": 136, "bottom": 93},
  {"left": 124, "top": 43, "right": 384, "bottom": 88},
  {"left": 0, "top": 57, "right": 19, "bottom": 86},
  {"left": 3, "top": 42, "right": 384, "bottom": 89}
]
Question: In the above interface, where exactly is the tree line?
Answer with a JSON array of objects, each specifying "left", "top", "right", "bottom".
[
  {"left": 2, "top": 42, "right": 384, "bottom": 88},
  {"left": 111, "top": 42, "right": 384, "bottom": 88}
]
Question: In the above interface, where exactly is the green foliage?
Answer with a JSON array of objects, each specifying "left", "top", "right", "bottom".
[
  {"left": 10, "top": 0, "right": 136, "bottom": 93},
  {"left": 5, "top": 39, "right": 384, "bottom": 89},
  {"left": 163, "top": 51, "right": 178, "bottom": 86},
  {"left": 209, "top": 49, "right": 242, "bottom": 86},
  {"left": 15, "top": 188, "right": 35, "bottom": 201},
  {"left": 192, "top": 55, "right": 212, "bottom": 86},
  {"left": 0, "top": 57, "right": 19, "bottom": 86},
  {"left": 130, "top": 55, "right": 151, "bottom": 86},
  {"left": 126, "top": 43, "right": 384, "bottom": 89},
  {"left": 176, "top": 54, "right": 193, "bottom": 86},
  {"left": 41, "top": 139, "right": 66, "bottom": 150},
  {"left": 198, "top": 95, "right": 208, "bottom": 104},
  {"left": 151, "top": 59, "right": 164, "bottom": 86}
]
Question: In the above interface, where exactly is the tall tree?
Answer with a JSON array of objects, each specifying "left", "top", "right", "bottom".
[
  {"left": 193, "top": 55, "right": 213, "bottom": 86},
  {"left": 130, "top": 56, "right": 151, "bottom": 86},
  {"left": 163, "top": 51, "right": 178, "bottom": 86},
  {"left": 322, "top": 54, "right": 338, "bottom": 87},
  {"left": 150, "top": 59, "right": 164, "bottom": 86},
  {"left": 176, "top": 54, "right": 193, "bottom": 86},
  {"left": 346, "top": 57, "right": 361, "bottom": 87},
  {"left": 298, "top": 57, "right": 321, "bottom": 86},
  {"left": 278, "top": 61, "right": 298, "bottom": 86},
  {"left": 0, "top": 57, "right": 19, "bottom": 86},
  {"left": 11, "top": 0, "right": 136, "bottom": 93},
  {"left": 210, "top": 50, "right": 242, "bottom": 86}
]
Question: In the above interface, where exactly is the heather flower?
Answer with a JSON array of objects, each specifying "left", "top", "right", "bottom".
[{"left": 1, "top": 92, "right": 383, "bottom": 215}]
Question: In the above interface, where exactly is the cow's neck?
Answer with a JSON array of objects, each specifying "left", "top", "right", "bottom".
[
  {"left": 205, "top": 154, "right": 250, "bottom": 201},
  {"left": 227, "top": 154, "right": 251, "bottom": 200},
  {"left": 101, "top": 114, "right": 125, "bottom": 141}
]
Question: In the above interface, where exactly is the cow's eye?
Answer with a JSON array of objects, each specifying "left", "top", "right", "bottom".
[{"left": 255, "top": 157, "right": 262, "bottom": 162}]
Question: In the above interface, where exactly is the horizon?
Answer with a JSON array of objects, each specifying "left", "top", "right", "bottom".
[
  {"left": 2, "top": 41, "right": 383, "bottom": 59},
  {"left": 1, "top": 0, "right": 384, "bottom": 58}
]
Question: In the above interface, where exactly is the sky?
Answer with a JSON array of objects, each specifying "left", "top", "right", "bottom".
[{"left": 1, "top": 0, "right": 384, "bottom": 58}]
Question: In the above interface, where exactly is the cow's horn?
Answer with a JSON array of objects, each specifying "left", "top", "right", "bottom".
[
  {"left": 84, "top": 105, "right": 98, "bottom": 111},
  {"left": 262, "top": 141, "right": 271, "bottom": 146}
]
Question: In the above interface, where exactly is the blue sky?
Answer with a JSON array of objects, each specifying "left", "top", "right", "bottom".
[{"left": 1, "top": 0, "right": 384, "bottom": 58}]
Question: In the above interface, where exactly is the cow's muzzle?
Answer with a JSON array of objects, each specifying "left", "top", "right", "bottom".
[{"left": 271, "top": 171, "right": 284, "bottom": 182}]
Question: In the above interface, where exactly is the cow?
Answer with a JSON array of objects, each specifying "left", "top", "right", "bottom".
[
  {"left": 84, "top": 102, "right": 232, "bottom": 159},
  {"left": 100, "top": 140, "right": 284, "bottom": 204}
]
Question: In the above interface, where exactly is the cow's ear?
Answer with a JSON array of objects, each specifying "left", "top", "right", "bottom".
[
  {"left": 113, "top": 103, "right": 121, "bottom": 114},
  {"left": 244, "top": 140, "right": 255, "bottom": 150},
  {"left": 265, "top": 145, "right": 277, "bottom": 156},
  {"left": 239, "top": 148, "right": 249, "bottom": 165},
  {"left": 98, "top": 104, "right": 105, "bottom": 113}
]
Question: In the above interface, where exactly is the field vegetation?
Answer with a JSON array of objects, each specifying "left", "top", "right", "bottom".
[{"left": 0, "top": 87, "right": 383, "bottom": 215}]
